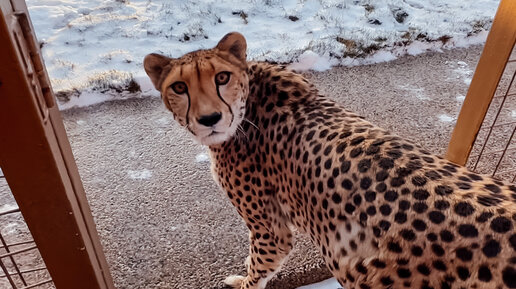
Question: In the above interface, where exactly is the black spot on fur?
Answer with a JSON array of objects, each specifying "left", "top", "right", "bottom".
[
  {"left": 401, "top": 229, "right": 416, "bottom": 241},
  {"left": 484, "top": 184, "right": 501, "bottom": 194},
  {"left": 384, "top": 190, "right": 399, "bottom": 202},
  {"left": 476, "top": 212, "right": 494, "bottom": 223},
  {"left": 435, "top": 185, "right": 453, "bottom": 196},
  {"left": 399, "top": 200, "right": 410, "bottom": 211},
  {"left": 509, "top": 234, "right": 516, "bottom": 250},
  {"left": 395, "top": 212, "right": 408, "bottom": 224},
  {"left": 440, "top": 230, "right": 454, "bottom": 242},
  {"left": 412, "top": 176, "right": 427, "bottom": 186},
  {"left": 388, "top": 241, "right": 403, "bottom": 253},
  {"left": 457, "top": 266, "right": 470, "bottom": 280},
  {"left": 380, "top": 276, "right": 394, "bottom": 286},
  {"left": 431, "top": 244, "right": 445, "bottom": 256},
  {"left": 454, "top": 202, "right": 475, "bottom": 217},
  {"left": 429, "top": 211, "right": 445, "bottom": 224},
  {"left": 358, "top": 159, "right": 372, "bottom": 173},
  {"left": 434, "top": 200, "right": 450, "bottom": 210},
  {"left": 477, "top": 195, "right": 504, "bottom": 206},
  {"left": 433, "top": 260, "right": 447, "bottom": 271},
  {"left": 413, "top": 189, "right": 430, "bottom": 200},
  {"left": 417, "top": 264, "right": 431, "bottom": 276},
  {"left": 491, "top": 216, "right": 513, "bottom": 233},
  {"left": 413, "top": 202, "right": 428, "bottom": 214},
  {"left": 458, "top": 224, "right": 478, "bottom": 238},
  {"left": 478, "top": 265, "right": 492, "bottom": 282},
  {"left": 502, "top": 267, "right": 516, "bottom": 288},
  {"left": 482, "top": 239, "right": 501, "bottom": 258},
  {"left": 371, "top": 259, "right": 386, "bottom": 268},
  {"left": 411, "top": 246, "right": 423, "bottom": 257},
  {"left": 456, "top": 247, "right": 473, "bottom": 261},
  {"left": 376, "top": 170, "right": 389, "bottom": 181},
  {"left": 412, "top": 219, "right": 427, "bottom": 231},
  {"left": 378, "top": 158, "right": 394, "bottom": 170},
  {"left": 397, "top": 268, "right": 412, "bottom": 278},
  {"left": 365, "top": 191, "right": 376, "bottom": 202},
  {"left": 379, "top": 204, "right": 392, "bottom": 216}
]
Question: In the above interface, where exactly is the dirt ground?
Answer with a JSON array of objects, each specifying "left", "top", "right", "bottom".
[{"left": 1, "top": 44, "right": 515, "bottom": 289}]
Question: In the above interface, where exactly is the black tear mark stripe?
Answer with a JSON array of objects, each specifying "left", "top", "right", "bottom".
[
  {"left": 185, "top": 91, "right": 191, "bottom": 128},
  {"left": 216, "top": 85, "right": 234, "bottom": 124}
]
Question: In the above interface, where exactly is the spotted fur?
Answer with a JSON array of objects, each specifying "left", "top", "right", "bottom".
[{"left": 145, "top": 32, "right": 516, "bottom": 289}]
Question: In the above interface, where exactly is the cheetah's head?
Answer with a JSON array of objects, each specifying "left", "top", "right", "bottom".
[{"left": 144, "top": 32, "right": 249, "bottom": 146}]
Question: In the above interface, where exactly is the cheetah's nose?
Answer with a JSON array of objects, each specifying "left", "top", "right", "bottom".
[{"left": 198, "top": 112, "right": 222, "bottom": 127}]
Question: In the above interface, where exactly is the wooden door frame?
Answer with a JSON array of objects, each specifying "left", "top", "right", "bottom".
[
  {"left": 0, "top": 1, "right": 115, "bottom": 288},
  {"left": 446, "top": 0, "right": 516, "bottom": 165}
]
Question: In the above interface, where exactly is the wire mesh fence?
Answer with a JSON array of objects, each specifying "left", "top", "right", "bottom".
[
  {"left": 466, "top": 45, "right": 516, "bottom": 183},
  {"left": 0, "top": 168, "right": 55, "bottom": 289}
]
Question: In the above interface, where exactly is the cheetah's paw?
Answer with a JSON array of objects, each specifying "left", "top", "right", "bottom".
[{"left": 224, "top": 275, "right": 245, "bottom": 288}]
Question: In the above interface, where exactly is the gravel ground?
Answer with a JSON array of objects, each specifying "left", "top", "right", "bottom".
[{"left": 3, "top": 45, "right": 515, "bottom": 289}]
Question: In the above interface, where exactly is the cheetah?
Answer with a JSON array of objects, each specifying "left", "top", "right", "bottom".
[{"left": 144, "top": 32, "right": 516, "bottom": 289}]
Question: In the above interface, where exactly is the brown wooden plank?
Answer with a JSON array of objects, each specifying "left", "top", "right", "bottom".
[
  {"left": 445, "top": 0, "right": 516, "bottom": 165},
  {"left": 0, "top": 1, "right": 114, "bottom": 288}
]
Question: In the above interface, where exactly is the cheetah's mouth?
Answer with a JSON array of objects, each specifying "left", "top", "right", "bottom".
[
  {"left": 198, "top": 129, "right": 231, "bottom": 146},
  {"left": 195, "top": 120, "right": 234, "bottom": 146}
]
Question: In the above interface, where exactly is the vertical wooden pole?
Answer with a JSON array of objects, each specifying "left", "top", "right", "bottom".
[
  {"left": 445, "top": 0, "right": 516, "bottom": 165},
  {"left": 0, "top": 1, "right": 115, "bottom": 288}
]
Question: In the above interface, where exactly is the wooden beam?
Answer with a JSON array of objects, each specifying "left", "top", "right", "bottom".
[
  {"left": 0, "top": 1, "right": 114, "bottom": 288},
  {"left": 445, "top": 0, "right": 516, "bottom": 165}
]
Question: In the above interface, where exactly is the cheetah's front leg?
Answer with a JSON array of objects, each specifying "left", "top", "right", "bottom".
[{"left": 225, "top": 218, "right": 293, "bottom": 289}]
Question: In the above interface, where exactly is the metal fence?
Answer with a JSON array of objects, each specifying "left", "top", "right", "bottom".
[
  {"left": 0, "top": 169, "right": 54, "bottom": 289},
  {"left": 466, "top": 48, "right": 516, "bottom": 182}
]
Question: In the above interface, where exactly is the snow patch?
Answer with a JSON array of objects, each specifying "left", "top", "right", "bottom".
[
  {"left": 195, "top": 153, "right": 210, "bottom": 163},
  {"left": 0, "top": 204, "right": 18, "bottom": 214},
  {"left": 1, "top": 222, "right": 19, "bottom": 235},
  {"left": 452, "top": 61, "right": 473, "bottom": 85},
  {"left": 155, "top": 117, "right": 171, "bottom": 126},
  {"left": 363, "top": 50, "right": 397, "bottom": 65},
  {"left": 25, "top": 0, "right": 498, "bottom": 108},
  {"left": 438, "top": 114, "right": 456, "bottom": 122},
  {"left": 288, "top": 51, "right": 336, "bottom": 72},
  {"left": 456, "top": 94, "right": 466, "bottom": 102},
  {"left": 511, "top": 110, "right": 516, "bottom": 119},
  {"left": 406, "top": 41, "right": 440, "bottom": 56},
  {"left": 399, "top": 84, "right": 429, "bottom": 100},
  {"left": 127, "top": 169, "right": 153, "bottom": 180},
  {"left": 58, "top": 92, "right": 112, "bottom": 110},
  {"left": 58, "top": 90, "right": 146, "bottom": 110},
  {"left": 297, "top": 278, "right": 342, "bottom": 289}
]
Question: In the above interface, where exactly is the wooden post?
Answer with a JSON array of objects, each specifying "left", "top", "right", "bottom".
[
  {"left": 445, "top": 0, "right": 516, "bottom": 165},
  {"left": 0, "top": 1, "right": 115, "bottom": 288}
]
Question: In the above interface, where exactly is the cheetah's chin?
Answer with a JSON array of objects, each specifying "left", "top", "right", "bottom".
[
  {"left": 197, "top": 120, "right": 241, "bottom": 146},
  {"left": 199, "top": 131, "right": 229, "bottom": 146}
]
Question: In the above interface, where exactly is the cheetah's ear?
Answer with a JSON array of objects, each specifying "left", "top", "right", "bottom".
[
  {"left": 144, "top": 53, "right": 173, "bottom": 90},
  {"left": 216, "top": 32, "right": 247, "bottom": 64}
]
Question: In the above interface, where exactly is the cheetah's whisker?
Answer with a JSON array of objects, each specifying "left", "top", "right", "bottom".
[{"left": 243, "top": 118, "right": 259, "bottom": 131}]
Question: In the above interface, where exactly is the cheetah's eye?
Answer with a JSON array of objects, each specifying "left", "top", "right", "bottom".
[
  {"left": 215, "top": 71, "right": 231, "bottom": 85},
  {"left": 171, "top": 81, "right": 187, "bottom": 94}
]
